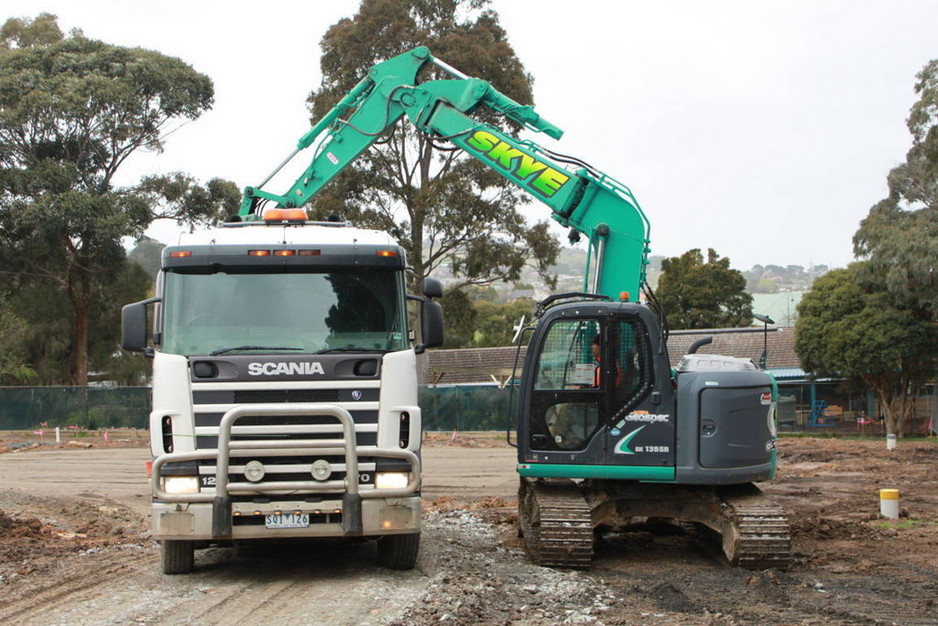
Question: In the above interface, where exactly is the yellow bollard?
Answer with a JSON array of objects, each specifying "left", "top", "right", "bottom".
[{"left": 879, "top": 488, "right": 900, "bottom": 519}]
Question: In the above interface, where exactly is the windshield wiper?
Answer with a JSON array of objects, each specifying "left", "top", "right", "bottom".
[
  {"left": 315, "top": 347, "right": 388, "bottom": 354},
  {"left": 210, "top": 345, "right": 304, "bottom": 356}
]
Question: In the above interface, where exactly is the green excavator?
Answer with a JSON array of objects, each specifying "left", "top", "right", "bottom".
[{"left": 239, "top": 46, "right": 791, "bottom": 570}]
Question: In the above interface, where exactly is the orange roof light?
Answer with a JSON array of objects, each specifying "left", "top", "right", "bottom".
[
  {"left": 248, "top": 250, "right": 271, "bottom": 257},
  {"left": 263, "top": 208, "right": 308, "bottom": 223},
  {"left": 273, "top": 250, "right": 295, "bottom": 257},
  {"left": 376, "top": 250, "right": 398, "bottom": 258},
  {"left": 298, "top": 250, "right": 321, "bottom": 256},
  {"left": 619, "top": 291, "right": 630, "bottom": 302},
  {"left": 169, "top": 250, "right": 192, "bottom": 258}
]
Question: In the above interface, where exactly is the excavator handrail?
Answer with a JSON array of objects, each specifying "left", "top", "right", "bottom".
[{"left": 534, "top": 292, "right": 611, "bottom": 319}]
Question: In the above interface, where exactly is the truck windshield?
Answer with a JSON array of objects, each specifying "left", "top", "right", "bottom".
[{"left": 160, "top": 268, "right": 408, "bottom": 356}]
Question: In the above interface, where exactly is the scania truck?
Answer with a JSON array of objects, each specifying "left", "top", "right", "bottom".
[{"left": 122, "top": 209, "right": 443, "bottom": 574}]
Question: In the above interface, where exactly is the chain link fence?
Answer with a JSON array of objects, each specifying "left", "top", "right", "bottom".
[
  {"left": 0, "top": 386, "right": 511, "bottom": 432},
  {"left": 0, "top": 387, "right": 150, "bottom": 430},
  {"left": 419, "top": 385, "right": 514, "bottom": 432}
]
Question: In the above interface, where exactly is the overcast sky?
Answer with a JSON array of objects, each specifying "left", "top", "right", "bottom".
[{"left": 5, "top": 0, "right": 937, "bottom": 271}]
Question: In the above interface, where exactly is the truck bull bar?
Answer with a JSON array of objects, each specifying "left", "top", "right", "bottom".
[{"left": 150, "top": 404, "right": 421, "bottom": 538}]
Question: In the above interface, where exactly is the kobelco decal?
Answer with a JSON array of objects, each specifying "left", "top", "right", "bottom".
[
  {"left": 248, "top": 362, "right": 325, "bottom": 376},
  {"left": 614, "top": 425, "right": 645, "bottom": 455},
  {"left": 463, "top": 130, "right": 570, "bottom": 198},
  {"left": 623, "top": 411, "right": 671, "bottom": 424}
]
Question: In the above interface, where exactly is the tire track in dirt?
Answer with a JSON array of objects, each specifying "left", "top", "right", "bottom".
[
  {"left": 187, "top": 546, "right": 428, "bottom": 625},
  {"left": 0, "top": 545, "right": 155, "bottom": 623}
]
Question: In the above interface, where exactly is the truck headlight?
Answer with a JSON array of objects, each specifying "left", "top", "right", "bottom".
[
  {"left": 375, "top": 472, "right": 409, "bottom": 490},
  {"left": 161, "top": 476, "right": 200, "bottom": 495}
]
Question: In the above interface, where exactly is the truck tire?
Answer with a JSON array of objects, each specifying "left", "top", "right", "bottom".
[
  {"left": 377, "top": 532, "right": 420, "bottom": 570},
  {"left": 161, "top": 540, "right": 194, "bottom": 575}
]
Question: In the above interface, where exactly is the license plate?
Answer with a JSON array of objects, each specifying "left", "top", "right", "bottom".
[{"left": 265, "top": 513, "right": 310, "bottom": 529}]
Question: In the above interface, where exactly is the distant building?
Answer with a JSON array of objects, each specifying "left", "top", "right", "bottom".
[{"left": 750, "top": 291, "right": 805, "bottom": 327}]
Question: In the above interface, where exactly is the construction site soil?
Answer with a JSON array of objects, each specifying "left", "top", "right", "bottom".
[{"left": 0, "top": 431, "right": 936, "bottom": 625}]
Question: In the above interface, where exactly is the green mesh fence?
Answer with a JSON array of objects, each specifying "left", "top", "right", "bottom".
[
  {"left": 4, "top": 384, "right": 920, "bottom": 435},
  {"left": 0, "top": 387, "right": 150, "bottom": 430},
  {"left": 419, "top": 385, "right": 514, "bottom": 432},
  {"left": 0, "top": 385, "right": 511, "bottom": 432}
]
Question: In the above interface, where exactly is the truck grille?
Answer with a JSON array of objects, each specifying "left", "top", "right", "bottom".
[
  {"left": 190, "top": 382, "right": 384, "bottom": 501},
  {"left": 233, "top": 389, "right": 340, "bottom": 403}
]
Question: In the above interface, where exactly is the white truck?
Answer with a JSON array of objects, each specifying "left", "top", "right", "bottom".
[{"left": 122, "top": 209, "right": 443, "bottom": 573}]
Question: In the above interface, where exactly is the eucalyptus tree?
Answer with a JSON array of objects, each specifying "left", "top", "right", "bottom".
[
  {"left": 306, "top": 0, "right": 560, "bottom": 291},
  {"left": 804, "top": 60, "right": 938, "bottom": 435},
  {"left": 0, "top": 14, "right": 237, "bottom": 384},
  {"left": 657, "top": 248, "right": 752, "bottom": 330},
  {"left": 854, "top": 59, "right": 938, "bottom": 313},
  {"left": 795, "top": 266, "right": 937, "bottom": 436}
]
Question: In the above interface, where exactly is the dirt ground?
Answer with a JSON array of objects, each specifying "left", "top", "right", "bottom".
[{"left": 0, "top": 431, "right": 936, "bottom": 625}]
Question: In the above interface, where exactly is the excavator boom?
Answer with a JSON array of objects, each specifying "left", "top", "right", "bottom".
[{"left": 238, "top": 46, "right": 650, "bottom": 302}]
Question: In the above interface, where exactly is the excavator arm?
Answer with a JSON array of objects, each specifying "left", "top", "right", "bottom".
[{"left": 239, "top": 46, "right": 651, "bottom": 301}]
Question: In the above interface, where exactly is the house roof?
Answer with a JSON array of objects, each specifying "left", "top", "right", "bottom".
[
  {"left": 666, "top": 327, "right": 799, "bottom": 369},
  {"left": 426, "top": 326, "right": 800, "bottom": 386},
  {"left": 426, "top": 345, "right": 527, "bottom": 386}
]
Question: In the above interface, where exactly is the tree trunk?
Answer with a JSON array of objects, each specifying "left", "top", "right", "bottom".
[
  {"left": 895, "top": 388, "right": 916, "bottom": 438},
  {"left": 868, "top": 379, "right": 917, "bottom": 438},
  {"left": 67, "top": 270, "right": 91, "bottom": 387},
  {"left": 881, "top": 402, "right": 899, "bottom": 437},
  {"left": 866, "top": 376, "right": 899, "bottom": 436},
  {"left": 410, "top": 134, "right": 433, "bottom": 291}
]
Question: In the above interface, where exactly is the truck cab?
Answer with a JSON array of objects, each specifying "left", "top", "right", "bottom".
[{"left": 123, "top": 213, "right": 442, "bottom": 573}]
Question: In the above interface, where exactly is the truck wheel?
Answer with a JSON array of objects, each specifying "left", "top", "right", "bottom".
[
  {"left": 161, "top": 540, "right": 194, "bottom": 575},
  {"left": 377, "top": 532, "right": 420, "bottom": 570}
]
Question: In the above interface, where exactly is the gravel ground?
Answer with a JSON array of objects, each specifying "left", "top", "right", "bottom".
[{"left": 0, "top": 434, "right": 936, "bottom": 625}]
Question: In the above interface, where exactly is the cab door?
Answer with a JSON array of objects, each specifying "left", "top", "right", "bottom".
[
  {"left": 520, "top": 309, "right": 674, "bottom": 475},
  {"left": 598, "top": 316, "right": 674, "bottom": 470},
  {"left": 525, "top": 317, "right": 605, "bottom": 465}
]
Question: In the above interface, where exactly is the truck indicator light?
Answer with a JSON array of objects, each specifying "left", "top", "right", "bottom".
[
  {"left": 248, "top": 250, "right": 271, "bottom": 256},
  {"left": 169, "top": 251, "right": 191, "bottom": 258},
  {"left": 298, "top": 250, "right": 321, "bottom": 256},
  {"left": 262, "top": 208, "right": 307, "bottom": 222},
  {"left": 273, "top": 250, "right": 295, "bottom": 257},
  {"left": 376, "top": 250, "right": 398, "bottom": 258}
]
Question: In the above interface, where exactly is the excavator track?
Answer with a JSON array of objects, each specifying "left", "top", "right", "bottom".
[
  {"left": 579, "top": 482, "right": 791, "bottom": 570},
  {"left": 720, "top": 494, "right": 791, "bottom": 569},
  {"left": 519, "top": 478, "right": 593, "bottom": 569}
]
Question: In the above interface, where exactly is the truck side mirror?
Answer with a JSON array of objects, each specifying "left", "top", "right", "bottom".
[
  {"left": 122, "top": 297, "right": 160, "bottom": 354},
  {"left": 422, "top": 277, "right": 443, "bottom": 299},
  {"left": 416, "top": 300, "right": 444, "bottom": 354},
  {"left": 122, "top": 302, "right": 148, "bottom": 352}
]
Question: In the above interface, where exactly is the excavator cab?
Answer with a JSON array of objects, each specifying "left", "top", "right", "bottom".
[
  {"left": 515, "top": 297, "right": 677, "bottom": 480},
  {"left": 512, "top": 296, "right": 790, "bottom": 570}
]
